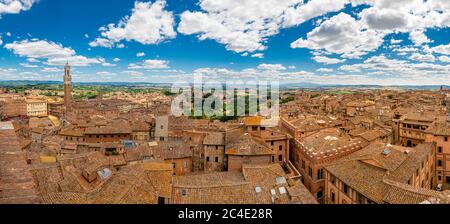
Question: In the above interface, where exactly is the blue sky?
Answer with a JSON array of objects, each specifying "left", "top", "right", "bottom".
[{"left": 0, "top": 0, "right": 449, "bottom": 85}]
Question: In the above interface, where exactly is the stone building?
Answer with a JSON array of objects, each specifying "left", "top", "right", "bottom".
[
  {"left": 1, "top": 99, "right": 27, "bottom": 118},
  {"left": 425, "top": 121, "right": 450, "bottom": 190},
  {"left": 393, "top": 112, "right": 445, "bottom": 147},
  {"left": 225, "top": 133, "right": 274, "bottom": 171},
  {"left": 47, "top": 101, "right": 64, "bottom": 118},
  {"left": 203, "top": 132, "right": 226, "bottom": 171},
  {"left": 26, "top": 99, "right": 48, "bottom": 117},
  {"left": 244, "top": 116, "right": 290, "bottom": 164},
  {"left": 291, "top": 128, "right": 366, "bottom": 202},
  {"left": 324, "top": 142, "right": 436, "bottom": 204}
]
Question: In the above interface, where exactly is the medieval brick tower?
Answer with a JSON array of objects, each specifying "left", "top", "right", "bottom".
[{"left": 64, "top": 62, "right": 72, "bottom": 107}]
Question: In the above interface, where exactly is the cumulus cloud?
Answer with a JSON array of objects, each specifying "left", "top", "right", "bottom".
[
  {"left": 178, "top": 0, "right": 304, "bottom": 53},
  {"left": 90, "top": 0, "right": 176, "bottom": 48},
  {"left": 290, "top": 0, "right": 450, "bottom": 58},
  {"left": 409, "top": 29, "right": 431, "bottom": 46},
  {"left": 136, "top": 52, "right": 145, "bottom": 57},
  {"left": 0, "top": 0, "right": 37, "bottom": 15},
  {"left": 438, "top": 55, "right": 450, "bottom": 63},
  {"left": 312, "top": 55, "right": 346, "bottom": 64},
  {"left": 250, "top": 53, "right": 264, "bottom": 58},
  {"left": 390, "top": 39, "right": 402, "bottom": 44},
  {"left": 409, "top": 53, "right": 435, "bottom": 62},
  {"left": 337, "top": 54, "right": 450, "bottom": 85},
  {"left": 122, "top": 70, "right": 144, "bottom": 77},
  {"left": 5, "top": 39, "right": 102, "bottom": 66},
  {"left": 291, "top": 13, "right": 384, "bottom": 58},
  {"left": 430, "top": 44, "right": 450, "bottom": 55},
  {"left": 41, "top": 67, "right": 62, "bottom": 73},
  {"left": 128, "top": 59, "right": 170, "bottom": 69},
  {"left": 317, "top": 68, "right": 333, "bottom": 73},
  {"left": 359, "top": 7, "right": 409, "bottom": 30},
  {"left": 19, "top": 62, "right": 38, "bottom": 68},
  {"left": 257, "top": 63, "right": 286, "bottom": 71},
  {"left": 282, "top": 0, "right": 348, "bottom": 27}
]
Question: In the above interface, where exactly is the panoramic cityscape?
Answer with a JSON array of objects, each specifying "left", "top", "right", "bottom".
[{"left": 0, "top": 0, "right": 450, "bottom": 206}]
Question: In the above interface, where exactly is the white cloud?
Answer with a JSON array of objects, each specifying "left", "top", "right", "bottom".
[
  {"left": 97, "top": 57, "right": 116, "bottom": 67},
  {"left": 128, "top": 59, "right": 169, "bottom": 69},
  {"left": 390, "top": 39, "right": 403, "bottom": 44},
  {"left": 101, "top": 62, "right": 116, "bottom": 67},
  {"left": 317, "top": 68, "right": 333, "bottom": 73},
  {"left": 409, "top": 29, "right": 431, "bottom": 46},
  {"left": 289, "top": 0, "right": 450, "bottom": 59},
  {"left": 257, "top": 63, "right": 286, "bottom": 71},
  {"left": 359, "top": 7, "right": 409, "bottom": 30},
  {"left": 409, "top": 53, "right": 435, "bottom": 62},
  {"left": 41, "top": 67, "right": 62, "bottom": 73},
  {"left": 178, "top": 0, "right": 303, "bottom": 53},
  {"left": 288, "top": 65, "right": 296, "bottom": 69},
  {"left": 282, "top": 0, "right": 348, "bottom": 27},
  {"left": 90, "top": 0, "right": 176, "bottom": 48},
  {"left": 430, "top": 44, "right": 450, "bottom": 55},
  {"left": 250, "top": 53, "right": 264, "bottom": 58},
  {"left": 312, "top": 55, "right": 346, "bottom": 64},
  {"left": 89, "top": 37, "right": 114, "bottom": 48},
  {"left": 19, "top": 62, "right": 38, "bottom": 68},
  {"left": 136, "top": 52, "right": 145, "bottom": 57},
  {"left": 336, "top": 54, "right": 450, "bottom": 85},
  {"left": 0, "top": 0, "right": 37, "bottom": 15},
  {"left": 122, "top": 70, "right": 144, "bottom": 76},
  {"left": 291, "top": 13, "right": 384, "bottom": 58},
  {"left": 438, "top": 55, "right": 450, "bottom": 63},
  {"left": 393, "top": 47, "right": 419, "bottom": 53},
  {"left": 26, "top": 58, "right": 39, "bottom": 62},
  {"left": 113, "top": 58, "right": 121, "bottom": 62},
  {"left": 96, "top": 71, "right": 116, "bottom": 76},
  {"left": 5, "top": 39, "right": 102, "bottom": 66}
]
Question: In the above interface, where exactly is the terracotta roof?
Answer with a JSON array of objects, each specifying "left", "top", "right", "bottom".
[
  {"left": 203, "top": 132, "right": 225, "bottom": 145},
  {"left": 42, "top": 192, "right": 88, "bottom": 204},
  {"left": 87, "top": 162, "right": 173, "bottom": 204},
  {"left": 325, "top": 142, "right": 435, "bottom": 204},
  {"left": 0, "top": 121, "right": 42, "bottom": 204},
  {"left": 172, "top": 163, "right": 317, "bottom": 204},
  {"left": 299, "top": 128, "right": 359, "bottom": 154},
  {"left": 85, "top": 120, "right": 132, "bottom": 134},
  {"left": 151, "top": 141, "right": 193, "bottom": 159},
  {"left": 244, "top": 116, "right": 262, "bottom": 126},
  {"left": 226, "top": 134, "right": 273, "bottom": 156},
  {"left": 59, "top": 126, "right": 84, "bottom": 137},
  {"left": 346, "top": 100, "right": 375, "bottom": 107},
  {"left": 357, "top": 129, "right": 389, "bottom": 142},
  {"left": 382, "top": 179, "right": 443, "bottom": 204},
  {"left": 426, "top": 123, "right": 450, "bottom": 136}
]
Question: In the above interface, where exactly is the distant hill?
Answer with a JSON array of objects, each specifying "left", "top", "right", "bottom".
[{"left": 0, "top": 80, "right": 448, "bottom": 90}]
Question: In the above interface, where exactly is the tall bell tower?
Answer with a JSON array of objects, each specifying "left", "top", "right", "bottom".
[{"left": 64, "top": 62, "right": 72, "bottom": 107}]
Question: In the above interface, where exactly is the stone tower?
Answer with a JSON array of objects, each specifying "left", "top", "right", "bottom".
[{"left": 64, "top": 62, "right": 72, "bottom": 107}]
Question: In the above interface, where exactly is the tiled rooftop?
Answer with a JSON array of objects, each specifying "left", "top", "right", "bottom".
[
  {"left": 325, "top": 142, "right": 434, "bottom": 203},
  {"left": 0, "top": 121, "right": 41, "bottom": 204}
]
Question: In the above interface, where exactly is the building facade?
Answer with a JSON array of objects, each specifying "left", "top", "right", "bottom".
[{"left": 26, "top": 99, "right": 48, "bottom": 117}]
